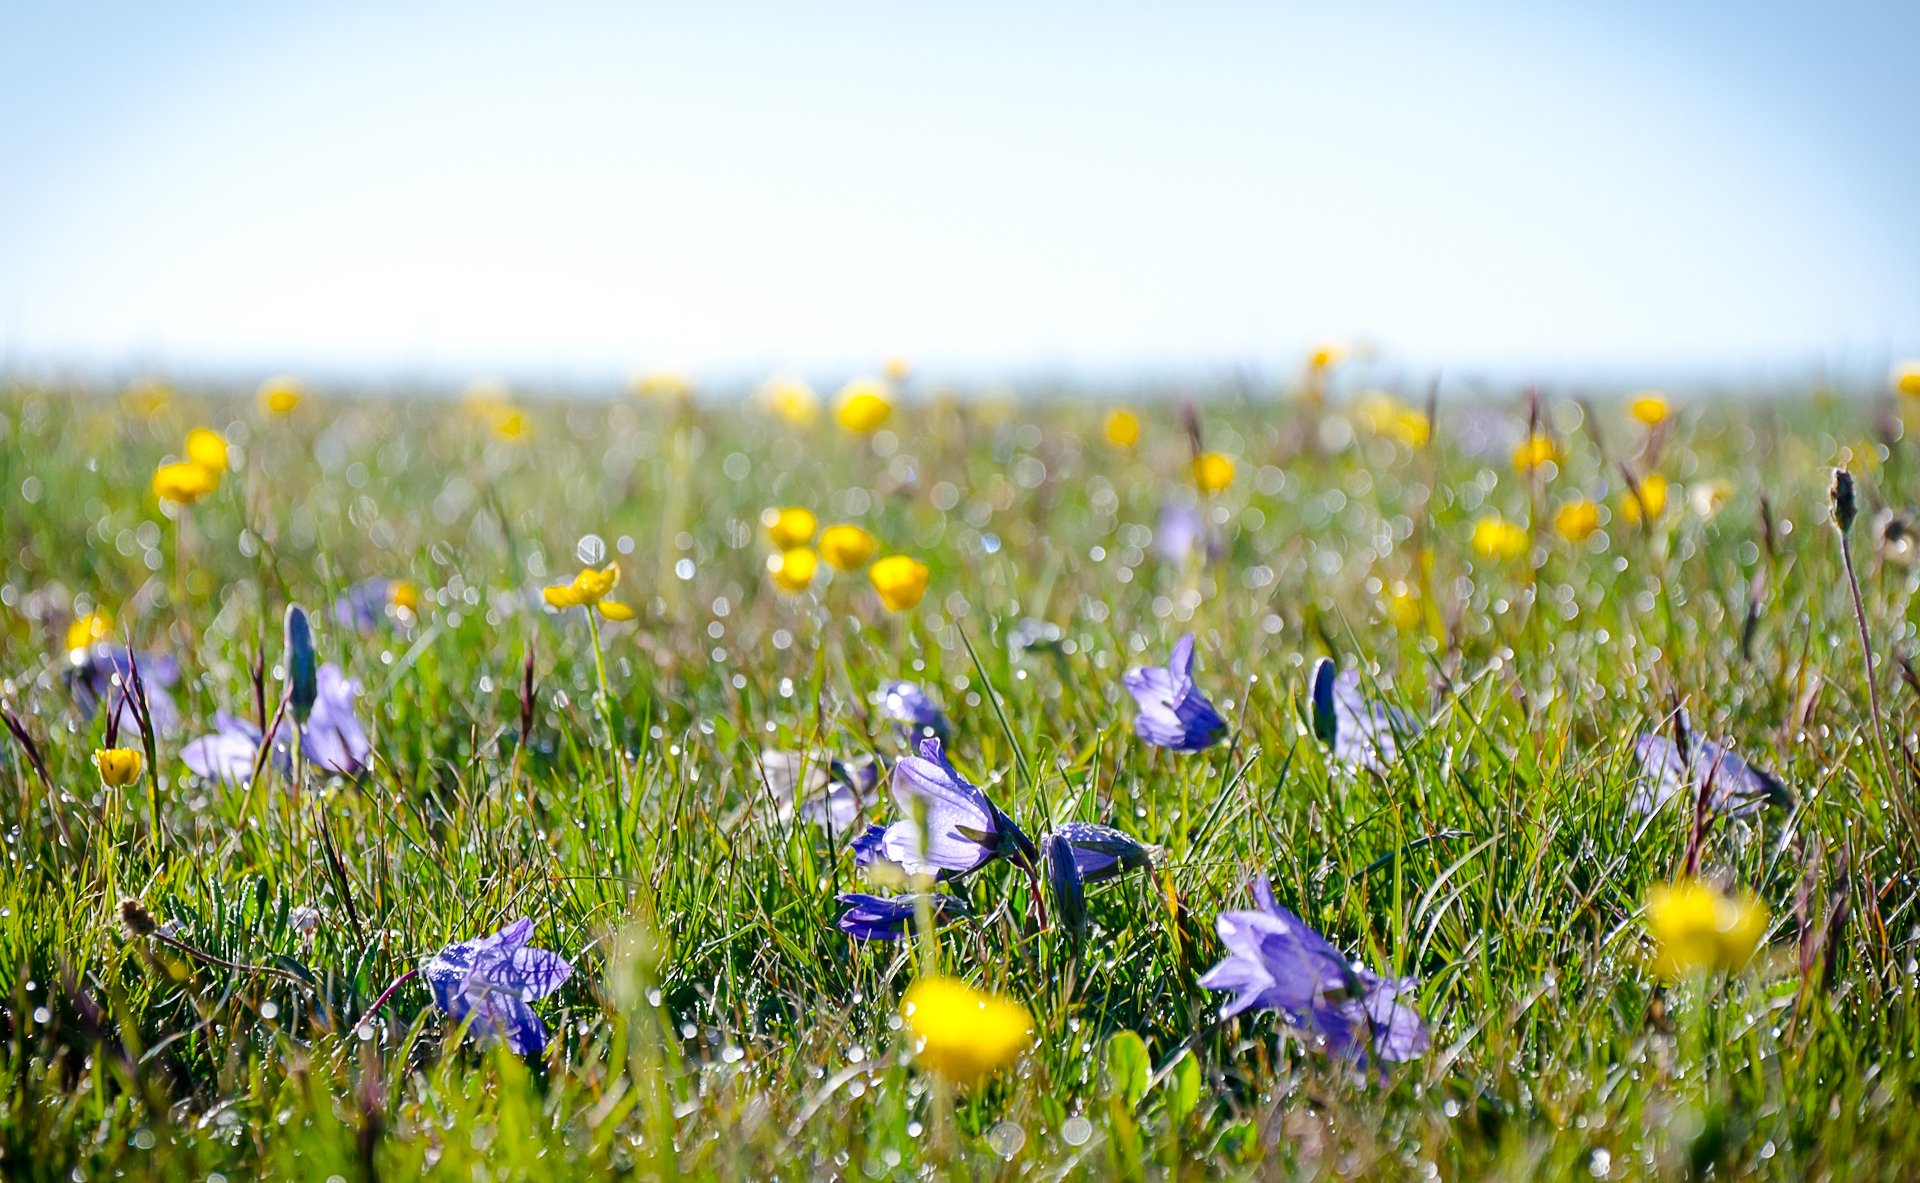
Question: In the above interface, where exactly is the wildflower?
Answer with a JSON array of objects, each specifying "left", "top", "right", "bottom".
[
  {"left": 152, "top": 461, "right": 220, "bottom": 507},
  {"left": 303, "top": 665, "right": 374, "bottom": 776},
  {"left": 754, "top": 749, "right": 879, "bottom": 830},
  {"left": 185, "top": 428, "right": 229, "bottom": 474},
  {"left": 488, "top": 407, "right": 529, "bottom": 442},
  {"left": 542, "top": 563, "right": 634, "bottom": 621},
  {"left": 1199, "top": 875, "right": 1429, "bottom": 1065},
  {"left": 884, "top": 356, "right": 912, "bottom": 382},
  {"left": 1553, "top": 499, "right": 1601, "bottom": 543},
  {"left": 1645, "top": 879, "right": 1768, "bottom": 980},
  {"left": 1123, "top": 634, "right": 1228, "bottom": 752},
  {"left": 835, "top": 379, "right": 892, "bottom": 434},
  {"left": 1192, "top": 452, "right": 1235, "bottom": 495},
  {"left": 876, "top": 680, "right": 950, "bottom": 744},
  {"left": 767, "top": 548, "right": 819, "bottom": 593},
  {"left": 1156, "top": 504, "right": 1203, "bottom": 564},
  {"left": 66, "top": 610, "right": 114, "bottom": 652},
  {"left": 1310, "top": 658, "right": 1416, "bottom": 772},
  {"left": 1629, "top": 391, "right": 1670, "bottom": 426},
  {"left": 1048, "top": 821, "right": 1153, "bottom": 883},
  {"left": 423, "top": 918, "right": 574, "bottom": 1055},
  {"left": 1381, "top": 582, "right": 1422, "bottom": 630},
  {"left": 258, "top": 376, "right": 303, "bottom": 416},
  {"left": 1630, "top": 725, "right": 1792, "bottom": 817},
  {"left": 631, "top": 371, "right": 693, "bottom": 402},
  {"left": 333, "top": 577, "right": 418, "bottom": 633},
  {"left": 123, "top": 378, "right": 172, "bottom": 419},
  {"left": 900, "top": 976, "right": 1032, "bottom": 1085},
  {"left": 1307, "top": 342, "right": 1346, "bottom": 370},
  {"left": 1892, "top": 361, "right": 1920, "bottom": 399},
  {"left": 284, "top": 605, "right": 317, "bottom": 724},
  {"left": 760, "top": 376, "right": 820, "bottom": 425},
  {"left": 762, "top": 506, "right": 817, "bottom": 549},
  {"left": 869, "top": 555, "right": 930, "bottom": 612},
  {"left": 1621, "top": 474, "right": 1668, "bottom": 525},
  {"left": 1511, "top": 433, "right": 1557, "bottom": 473},
  {"left": 181, "top": 712, "right": 276, "bottom": 785},
  {"left": 1689, "top": 478, "right": 1734, "bottom": 520},
  {"left": 854, "top": 737, "right": 1036, "bottom": 879},
  {"left": 835, "top": 892, "right": 968, "bottom": 941},
  {"left": 93, "top": 748, "right": 143, "bottom": 788},
  {"left": 1470, "top": 514, "right": 1529, "bottom": 559},
  {"left": 67, "top": 645, "right": 180, "bottom": 740},
  {"left": 1104, "top": 409, "right": 1142, "bottom": 449},
  {"left": 818, "top": 525, "right": 878, "bottom": 571},
  {"left": 1044, "top": 831, "right": 1087, "bottom": 940}
]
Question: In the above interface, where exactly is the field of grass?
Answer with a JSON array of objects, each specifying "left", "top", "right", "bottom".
[{"left": 2, "top": 376, "right": 1918, "bottom": 1180}]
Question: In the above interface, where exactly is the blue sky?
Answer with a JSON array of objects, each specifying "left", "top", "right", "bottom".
[{"left": 1, "top": 1, "right": 1915, "bottom": 389}]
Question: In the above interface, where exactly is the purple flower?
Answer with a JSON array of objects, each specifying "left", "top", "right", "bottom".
[
  {"left": 422, "top": 918, "right": 574, "bottom": 1055},
  {"left": 1123, "top": 634, "right": 1227, "bottom": 752},
  {"left": 1156, "top": 504, "right": 1204, "bottom": 564},
  {"left": 754, "top": 749, "right": 881, "bottom": 831},
  {"left": 1310, "top": 658, "right": 1414, "bottom": 771},
  {"left": 333, "top": 578, "right": 404, "bottom": 634},
  {"left": 1631, "top": 727, "right": 1791, "bottom": 817},
  {"left": 1050, "top": 821, "right": 1154, "bottom": 883},
  {"left": 876, "top": 681, "right": 950, "bottom": 744},
  {"left": 834, "top": 892, "right": 968, "bottom": 941},
  {"left": 1044, "top": 832, "right": 1087, "bottom": 940},
  {"left": 66, "top": 645, "right": 181, "bottom": 740},
  {"left": 178, "top": 663, "right": 370, "bottom": 784},
  {"left": 1199, "top": 876, "right": 1429, "bottom": 1066},
  {"left": 301, "top": 665, "right": 373, "bottom": 776},
  {"left": 852, "top": 738, "right": 1035, "bottom": 879}
]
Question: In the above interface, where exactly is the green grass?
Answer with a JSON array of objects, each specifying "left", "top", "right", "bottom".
[{"left": 1, "top": 381, "right": 1917, "bottom": 1179}]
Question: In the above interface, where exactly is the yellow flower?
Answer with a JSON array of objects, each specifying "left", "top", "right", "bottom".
[
  {"left": 1354, "top": 392, "right": 1429, "bottom": 448},
  {"left": 1690, "top": 477, "right": 1734, "bottom": 520},
  {"left": 389, "top": 580, "right": 420, "bottom": 613},
  {"left": 67, "top": 610, "right": 114, "bottom": 652},
  {"left": 1307, "top": 342, "right": 1346, "bottom": 370},
  {"left": 760, "top": 376, "right": 819, "bottom": 426},
  {"left": 767, "top": 547, "right": 819, "bottom": 593},
  {"left": 1620, "top": 474, "right": 1668, "bottom": 525},
  {"left": 762, "top": 506, "right": 818, "bottom": 550},
  {"left": 1628, "top": 391, "right": 1670, "bottom": 426},
  {"left": 1471, "top": 514, "right": 1529, "bottom": 560},
  {"left": 900, "top": 976, "right": 1031, "bottom": 1086},
  {"left": 153, "top": 461, "right": 220, "bottom": 506},
  {"left": 1192, "top": 452, "right": 1235, "bottom": 495},
  {"left": 1553, "top": 498, "right": 1601, "bottom": 543},
  {"left": 1646, "top": 879, "right": 1768, "bottom": 980},
  {"left": 835, "top": 380, "right": 893, "bottom": 434},
  {"left": 1892, "top": 361, "right": 1920, "bottom": 399},
  {"left": 1103, "top": 409, "right": 1142, "bottom": 450},
  {"left": 185, "top": 427, "right": 229, "bottom": 474},
  {"left": 1382, "top": 582, "right": 1421, "bottom": 630},
  {"left": 542, "top": 563, "right": 632, "bottom": 620},
  {"left": 632, "top": 371, "right": 694, "bottom": 403},
  {"left": 817, "top": 525, "right": 878, "bottom": 571},
  {"left": 869, "top": 555, "right": 930, "bottom": 612},
  {"left": 884, "top": 356, "right": 912, "bottom": 382},
  {"left": 258, "top": 376, "right": 303, "bottom": 416},
  {"left": 94, "top": 747, "right": 144, "bottom": 788},
  {"left": 1511, "top": 433, "right": 1557, "bottom": 473}
]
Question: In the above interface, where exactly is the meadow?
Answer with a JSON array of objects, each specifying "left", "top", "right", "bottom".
[{"left": 3, "top": 371, "right": 1919, "bottom": 1180}]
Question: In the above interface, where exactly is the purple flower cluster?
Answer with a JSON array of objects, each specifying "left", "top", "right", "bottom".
[
  {"left": 182, "top": 664, "right": 372, "bottom": 783},
  {"left": 422, "top": 918, "right": 574, "bottom": 1055}
]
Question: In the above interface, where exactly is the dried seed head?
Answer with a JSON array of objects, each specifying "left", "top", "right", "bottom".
[
  {"left": 1831, "top": 468, "right": 1858, "bottom": 535},
  {"left": 119, "top": 897, "right": 157, "bottom": 937}
]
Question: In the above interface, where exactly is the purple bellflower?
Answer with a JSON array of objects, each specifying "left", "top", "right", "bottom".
[
  {"left": 1043, "top": 832, "right": 1087, "bottom": 940},
  {"left": 1049, "top": 821, "right": 1155, "bottom": 883},
  {"left": 1123, "top": 634, "right": 1228, "bottom": 752},
  {"left": 851, "top": 738, "right": 1036, "bottom": 880},
  {"left": 1156, "top": 503, "right": 1204, "bottom": 565},
  {"left": 1310, "top": 658, "right": 1415, "bottom": 771},
  {"left": 179, "top": 663, "right": 371, "bottom": 784},
  {"left": 834, "top": 892, "right": 969, "bottom": 941},
  {"left": 1631, "top": 724, "right": 1791, "bottom": 817},
  {"left": 754, "top": 748, "right": 881, "bottom": 831},
  {"left": 67, "top": 645, "right": 181, "bottom": 741},
  {"left": 1199, "top": 875, "right": 1429, "bottom": 1066},
  {"left": 876, "top": 680, "right": 950, "bottom": 745},
  {"left": 333, "top": 578, "right": 411, "bottom": 634},
  {"left": 422, "top": 918, "right": 574, "bottom": 1055}
]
